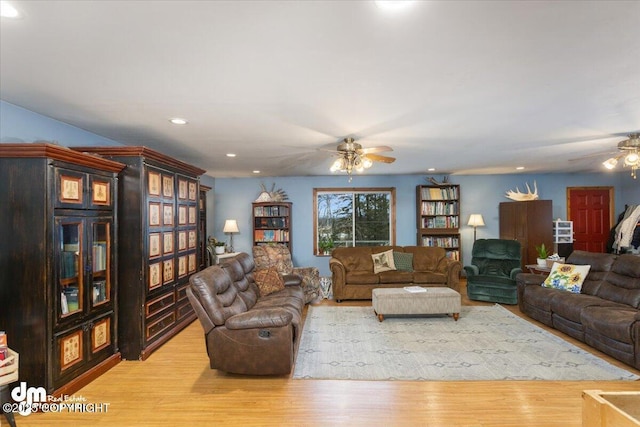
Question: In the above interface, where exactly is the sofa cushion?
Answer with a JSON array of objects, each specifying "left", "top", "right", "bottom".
[
  {"left": 593, "top": 254, "right": 640, "bottom": 308},
  {"left": 379, "top": 270, "right": 414, "bottom": 283},
  {"left": 549, "top": 292, "right": 622, "bottom": 323},
  {"left": 542, "top": 263, "right": 590, "bottom": 293},
  {"left": 412, "top": 271, "right": 447, "bottom": 284},
  {"left": 345, "top": 271, "right": 379, "bottom": 284},
  {"left": 404, "top": 246, "right": 446, "bottom": 272},
  {"left": 332, "top": 247, "right": 375, "bottom": 271},
  {"left": 254, "top": 267, "right": 285, "bottom": 296},
  {"left": 372, "top": 249, "right": 396, "bottom": 273},
  {"left": 393, "top": 251, "right": 414, "bottom": 271},
  {"left": 581, "top": 306, "right": 638, "bottom": 344}
]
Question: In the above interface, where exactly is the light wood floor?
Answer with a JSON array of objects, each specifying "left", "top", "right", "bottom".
[{"left": 9, "top": 282, "right": 640, "bottom": 427}]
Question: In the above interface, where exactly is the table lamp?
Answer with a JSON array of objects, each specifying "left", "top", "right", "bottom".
[{"left": 223, "top": 219, "right": 239, "bottom": 252}]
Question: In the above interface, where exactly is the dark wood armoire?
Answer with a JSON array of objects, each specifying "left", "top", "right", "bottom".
[{"left": 499, "top": 200, "right": 553, "bottom": 268}]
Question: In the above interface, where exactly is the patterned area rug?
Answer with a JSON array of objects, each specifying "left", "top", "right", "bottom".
[{"left": 293, "top": 305, "right": 639, "bottom": 381}]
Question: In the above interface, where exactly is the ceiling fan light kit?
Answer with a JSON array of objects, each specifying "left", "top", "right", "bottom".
[
  {"left": 602, "top": 133, "right": 640, "bottom": 179},
  {"left": 329, "top": 137, "right": 395, "bottom": 181}
]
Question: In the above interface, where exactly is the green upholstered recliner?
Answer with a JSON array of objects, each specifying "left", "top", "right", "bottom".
[{"left": 464, "top": 239, "right": 522, "bottom": 305}]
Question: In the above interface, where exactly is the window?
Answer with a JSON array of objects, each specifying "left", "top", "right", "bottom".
[{"left": 314, "top": 188, "right": 396, "bottom": 255}]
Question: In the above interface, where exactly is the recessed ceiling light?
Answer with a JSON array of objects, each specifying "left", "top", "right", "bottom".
[
  {"left": 427, "top": 168, "right": 436, "bottom": 172},
  {"left": 1, "top": 1, "right": 20, "bottom": 18},
  {"left": 374, "top": 1, "right": 415, "bottom": 11},
  {"left": 169, "top": 118, "right": 188, "bottom": 125},
  {"left": 253, "top": 170, "right": 260, "bottom": 174},
  {"left": 226, "top": 153, "right": 236, "bottom": 158},
  {"left": 516, "top": 166, "right": 525, "bottom": 170}
]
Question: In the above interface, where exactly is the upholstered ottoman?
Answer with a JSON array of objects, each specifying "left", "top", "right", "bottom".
[{"left": 372, "top": 287, "right": 461, "bottom": 322}]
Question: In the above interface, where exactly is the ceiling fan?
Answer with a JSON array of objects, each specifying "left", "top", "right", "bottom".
[
  {"left": 602, "top": 133, "right": 640, "bottom": 179},
  {"left": 329, "top": 137, "right": 396, "bottom": 181}
]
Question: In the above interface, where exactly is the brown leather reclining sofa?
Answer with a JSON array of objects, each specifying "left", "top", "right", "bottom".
[
  {"left": 329, "top": 246, "right": 462, "bottom": 302},
  {"left": 187, "top": 252, "right": 305, "bottom": 375},
  {"left": 517, "top": 250, "right": 640, "bottom": 370}
]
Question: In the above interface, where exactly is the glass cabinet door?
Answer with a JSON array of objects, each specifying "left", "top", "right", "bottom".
[
  {"left": 58, "top": 220, "right": 83, "bottom": 317},
  {"left": 91, "top": 220, "right": 111, "bottom": 307}
]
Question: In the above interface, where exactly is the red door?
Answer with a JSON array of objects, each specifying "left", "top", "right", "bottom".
[{"left": 567, "top": 187, "right": 613, "bottom": 253}]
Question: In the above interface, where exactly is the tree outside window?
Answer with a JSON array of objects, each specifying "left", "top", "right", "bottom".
[{"left": 314, "top": 188, "right": 395, "bottom": 255}]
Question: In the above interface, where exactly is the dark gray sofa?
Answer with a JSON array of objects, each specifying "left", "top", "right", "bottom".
[{"left": 516, "top": 250, "right": 640, "bottom": 370}]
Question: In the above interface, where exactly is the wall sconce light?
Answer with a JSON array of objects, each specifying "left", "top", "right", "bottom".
[
  {"left": 468, "top": 214, "right": 485, "bottom": 241},
  {"left": 223, "top": 219, "right": 239, "bottom": 252}
]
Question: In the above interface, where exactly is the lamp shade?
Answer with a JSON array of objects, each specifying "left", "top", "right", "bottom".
[
  {"left": 467, "top": 214, "right": 485, "bottom": 227},
  {"left": 223, "top": 219, "right": 239, "bottom": 233}
]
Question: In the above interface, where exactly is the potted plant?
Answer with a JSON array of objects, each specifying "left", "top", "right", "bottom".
[
  {"left": 214, "top": 239, "right": 226, "bottom": 255},
  {"left": 535, "top": 243, "right": 548, "bottom": 267},
  {"left": 318, "top": 236, "right": 334, "bottom": 256}
]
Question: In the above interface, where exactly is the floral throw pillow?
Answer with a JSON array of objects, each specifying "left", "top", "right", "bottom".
[
  {"left": 542, "top": 263, "right": 591, "bottom": 293},
  {"left": 254, "top": 267, "right": 285, "bottom": 296},
  {"left": 371, "top": 249, "right": 396, "bottom": 274}
]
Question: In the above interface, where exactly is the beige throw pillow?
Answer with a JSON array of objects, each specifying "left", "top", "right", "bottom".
[{"left": 371, "top": 249, "right": 396, "bottom": 274}]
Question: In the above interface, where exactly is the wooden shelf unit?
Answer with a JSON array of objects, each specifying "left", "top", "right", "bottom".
[
  {"left": 252, "top": 202, "right": 292, "bottom": 253},
  {"left": 72, "top": 146, "right": 205, "bottom": 361},
  {"left": 416, "top": 184, "right": 461, "bottom": 261},
  {"left": 0, "top": 143, "right": 124, "bottom": 395}
]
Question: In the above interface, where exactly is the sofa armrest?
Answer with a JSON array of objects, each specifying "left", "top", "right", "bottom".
[
  {"left": 282, "top": 274, "right": 302, "bottom": 287},
  {"left": 464, "top": 265, "right": 479, "bottom": 277},
  {"left": 440, "top": 258, "right": 462, "bottom": 292},
  {"left": 225, "top": 308, "right": 293, "bottom": 330},
  {"left": 516, "top": 272, "right": 545, "bottom": 287},
  {"left": 329, "top": 257, "right": 347, "bottom": 300},
  {"left": 510, "top": 267, "right": 523, "bottom": 280}
]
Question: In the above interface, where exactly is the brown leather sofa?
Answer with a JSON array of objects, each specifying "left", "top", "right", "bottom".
[
  {"left": 329, "top": 246, "right": 462, "bottom": 302},
  {"left": 187, "top": 252, "right": 305, "bottom": 375},
  {"left": 517, "top": 250, "right": 640, "bottom": 370}
]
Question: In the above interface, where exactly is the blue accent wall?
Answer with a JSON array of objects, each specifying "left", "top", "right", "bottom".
[
  {"left": 3, "top": 99, "right": 638, "bottom": 276},
  {"left": 214, "top": 172, "right": 637, "bottom": 276}
]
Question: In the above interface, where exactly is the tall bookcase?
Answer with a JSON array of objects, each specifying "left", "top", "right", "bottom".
[
  {"left": 252, "top": 202, "right": 292, "bottom": 253},
  {"left": 72, "top": 146, "right": 205, "bottom": 360},
  {"left": 0, "top": 143, "right": 124, "bottom": 395},
  {"left": 416, "top": 184, "right": 461, "bottom": 260}
]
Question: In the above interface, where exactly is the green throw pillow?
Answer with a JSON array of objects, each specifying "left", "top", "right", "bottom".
[
  {"left": 542, "top": 263, "right": 590, "bottom": 293},
  {"left": 393, "top": 251, "right": 414, "bottom": 272}
]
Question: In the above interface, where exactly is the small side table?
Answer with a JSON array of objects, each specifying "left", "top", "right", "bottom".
[
  {"left": 525, "top": 264, "right": 551, "bottom": 275},
  {"left": 0, "top": 349, "right": 19, "bottom": 427},
  {"left": 216, "top": 252, "right": 241, "bottom": 264}
]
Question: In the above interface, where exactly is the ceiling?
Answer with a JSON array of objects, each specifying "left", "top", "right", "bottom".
[{"left": 1, "top": 1, "right": 639, "bottom": 178}]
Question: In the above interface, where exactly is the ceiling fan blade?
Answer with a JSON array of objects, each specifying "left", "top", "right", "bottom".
[
  {"left": 366, "top": 153, "right": 396, "bottom": 163},
  {"left": 568, "top": 150, "right": 617, "bottom": 162},
  {"left": 360, "top": 146, "right": 393, "bottom": 154}
]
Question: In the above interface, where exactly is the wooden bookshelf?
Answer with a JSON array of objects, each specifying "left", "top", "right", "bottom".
[
  {"left": 416, "top": 184, "right": 461, "bottom": 260},
  {"left": 252, "top": 202, "right": 292, "bottom": 253}
]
